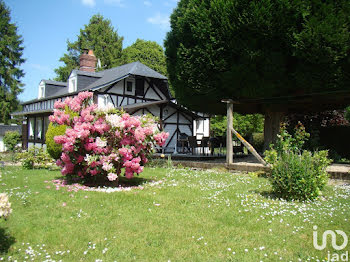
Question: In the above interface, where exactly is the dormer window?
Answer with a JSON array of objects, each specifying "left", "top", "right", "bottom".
[
  {"left": 68, "top": 71, "right": 77, "bottom": 93},
  {"left": 38, "top": 81, "right": 45, "bottom": 99},
  {"left": 126, "top": 81, "right": 133, "bottom": 92}
]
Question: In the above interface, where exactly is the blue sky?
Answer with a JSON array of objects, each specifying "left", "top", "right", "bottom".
[{"left": 4, "top": 0, "right": 179, "bottom": 102}]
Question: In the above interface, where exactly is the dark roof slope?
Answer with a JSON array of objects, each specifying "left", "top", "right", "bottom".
[
  {"left": 21, "top": 61, "right": 170, "bottom": 105},
  {"left": 85, "top": 61, "right": 167, "bottom": 90},
  {"left": 42, "top": 80, "right": 67, "bottom": 86},
  {"left": 72, "top": 70, "right": 103, "bottom": 78}
]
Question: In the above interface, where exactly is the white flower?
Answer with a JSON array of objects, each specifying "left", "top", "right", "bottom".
[
  {"left": 97, "top": 103, "right": 115, "bottom": 113},
  {"left": 107, "top": 173, "right": 118, "bottom": 181},
  {"left": 96, "top": 137, "right": 107, "bottom": 148},
  {"left": 102, "top": 162, "right": 113, "bottom": 171},
  {"left": 105, "top": 114, "right": 125, "bottom": 129}
]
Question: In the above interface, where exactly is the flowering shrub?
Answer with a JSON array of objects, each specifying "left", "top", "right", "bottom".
[{"left": 50, "top": 91, "right": 169, "bottom": 183}]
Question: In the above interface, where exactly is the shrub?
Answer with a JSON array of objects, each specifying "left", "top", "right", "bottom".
[
  {"left": 265, "top": 123, "right": 331, "bottom": 201},
  {"left": 3, "top": 131, "right": 21, "bottom": 152},
  {"left": 46, "top": 122, "right": 67, "bottom": 160},
  {"left": 49, "top": 91, "right": 169, "bottom": 184},
  {"left": 251, "top": 132, "right": 264, "bottom": 153},
  {"left": 16, "top": 147, "right": 54, "bottom": 169}
]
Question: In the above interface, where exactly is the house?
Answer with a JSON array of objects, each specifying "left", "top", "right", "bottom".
[
  {"left": 13, "top": 50, "right": 209, "bottom": 152},
  {"left": 0, "top": 124, "right": 22, "bottom": 152}
]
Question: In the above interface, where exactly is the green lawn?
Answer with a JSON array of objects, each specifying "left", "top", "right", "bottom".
[{"left": 0, "top": 166, "right": 349, "bottom": 261}]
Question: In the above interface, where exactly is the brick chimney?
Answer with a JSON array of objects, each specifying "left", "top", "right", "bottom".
[{"left": 79, "top": 49, "right": 97, "bottom": 72}]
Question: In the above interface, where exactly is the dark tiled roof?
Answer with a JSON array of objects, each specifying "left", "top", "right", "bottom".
[
  {"left": 72, "top": 70, "right": 103, "bottom": 78},
  {"left": 42, "top": 80, "right": 67, "bottom": 86},
  {"left": 84, "top": 61, "right": 167, "bottom": 91},
  {"left": 21, "top": 61, "right": 170, "bottom": 105},
  {"left": 0, "top": 125, "right": 22, "bottom": 136}
]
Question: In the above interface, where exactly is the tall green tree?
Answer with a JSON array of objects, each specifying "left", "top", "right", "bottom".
[
  {"left": 0, "top": 1, "right": 24, "bottom": 124},
  {"left": 165, "top": 0, "right": 350, "bottom": 148},
  {"left": 210, "top": 114, "right": 264, "bottom": 138},
  {"left": 121, "top": 39, "right": 167, "bottom": 76},
  {"left": 55, "top": 14, "right": 124, "bottom": 81}
]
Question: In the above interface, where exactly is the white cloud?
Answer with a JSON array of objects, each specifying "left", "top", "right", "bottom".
[
  {"left": 143, "top": 1, "right": 152, "bottom": 6},
  {"left": 104, "top": 0, "right": 125, "bottom": 7},
  {"left": 81, "top": 0, "right": 96, "bottom": 7},
  {"left": 147, "top": 13, "right": 170, "bottom": 30}
]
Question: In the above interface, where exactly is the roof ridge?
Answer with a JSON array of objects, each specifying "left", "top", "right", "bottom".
[
  {"left": 129, "top": 61, "right": 139, "bottom": 74},
  {"left": 98, "top": 61, "right": 138, "bottom": 74}
]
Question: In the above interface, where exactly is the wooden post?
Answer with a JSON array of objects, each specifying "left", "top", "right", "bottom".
[
  {"left": 222, "top": 99, "right": 268, "bottom": 167},
  {"left": 222, "top": 100, "right": 234, "bottom": 165}
]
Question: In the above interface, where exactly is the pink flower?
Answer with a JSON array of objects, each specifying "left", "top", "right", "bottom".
[
  {"left": 77, "top": 91, "right": 93, "bottom": 100},
  {"left": 153, "top": 132, "right": 169, "bottom": 147},
  {"left": 54, "top": 100, "right": 66, "bottom": 109}
]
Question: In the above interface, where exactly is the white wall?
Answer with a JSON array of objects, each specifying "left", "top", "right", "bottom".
[
  {"left": 193, "top": 118, "right": 210, "bottom": 138},
  {"left": 28, "top": 143, "right": 45, "bottom": 149},
  {"left": 106, "top": 76, "right": 166, "bottom": 101},
  {"left": 0, "top": 136, "right": 5, "bottom": 152}
]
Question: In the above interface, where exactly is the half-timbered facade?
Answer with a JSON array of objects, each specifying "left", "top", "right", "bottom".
[{"left": 14, "top": 50, "right": 209, "bottom": 152}]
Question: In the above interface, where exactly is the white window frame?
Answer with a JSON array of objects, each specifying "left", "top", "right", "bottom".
[
  {"left": 68, "top": 72, "right": 78, "bottom": 93},
  {"left": 38, "top": 81, "right": 45, "bottom": 99}
]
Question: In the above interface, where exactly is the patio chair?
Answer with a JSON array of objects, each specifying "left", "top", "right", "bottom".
[
  {"left": 177, "top": 133, "right": 190, "bottom": 153},
  {"left": 233, "top": 141, "right": 245, "bottom": 155},
  {"left": 200, "top": 137, "right": 210, "bottom": 156},
  {"left": 209, "top": 137, "right": 221, "bottom": 156},
  {"left": 188, "top": 136, "right": 199, "bottom": 155}
]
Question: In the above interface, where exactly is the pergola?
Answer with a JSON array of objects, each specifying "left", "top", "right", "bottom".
[{"left": 222, "top": 90, "right": 350, "bottom": 165}]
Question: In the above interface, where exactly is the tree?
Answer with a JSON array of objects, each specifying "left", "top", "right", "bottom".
[
  {"left": 121, "top": 39, "right": 167, "bottom": 76},
  {"left": 0, "top": 1, "right": 25, "bottom": 124},
  {"left": 165, "top": 0, "right": 350, "bottom": 149},
  {"left": 210, "top": 114, "right": 264, "bottom": 138},
  {"left": 55, "top": 14, "right": 124, "bottom": 81}
]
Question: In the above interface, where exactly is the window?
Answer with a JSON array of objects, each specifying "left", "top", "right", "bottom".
[
  {"left": 36, "top": 117, "right": 43, "bottom": 140},
  {"left": 28, "top": 118, "right": 35, "bottom": 140},
  {"left": 38, "top": 82, "right": 45, "bottom": 99},
  {"left": 43, "top": 117, "right": 50, "bottom": 141},
  {"left": 126, "top": 81, "right": 133, "bottom": 92},
  {"left": 68, "top": 72, "right": 77, "bottom": 93},
  {"left": 28, "top": 116, "right": 47, "bottom": 141},
  {"left": 135, "top": 79, "right": 144, "bottom": 96}
]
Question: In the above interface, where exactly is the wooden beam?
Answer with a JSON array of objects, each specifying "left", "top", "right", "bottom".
[
  {"left": 144, "top": 107, "right": 155, "bottom": 116},
  {"left": 179, "top": 112, "right": 192, "bottom": 123},
  {"left": 230, "top": 127, "right": 268, "bottom": 166},
  {"left": 108, "top": 94, "right": 116, "bottom": 107},
  {"left": 144, "top": 78, "right": 163, "bottom": 100},
  {"left": 163, "top": 111, "right": 177, "bottom": 121}
]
